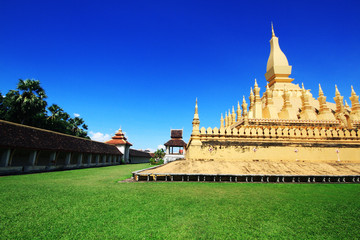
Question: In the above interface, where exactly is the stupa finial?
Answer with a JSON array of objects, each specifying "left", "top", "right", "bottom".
[
  {"left": 319, "top": 84, "right": 324, "bottom": 96},
  {"left": 351, "top": 85, "right": 356, "bottom": 95},
  {"left": 193, "top": 97, "right": 199, "bottom": 121},
  {"left": 271, "top": 22, "right": 275, "bottom": 37},
  {"left": 335, "top": 85, "right": 340, "bottom": 96}
]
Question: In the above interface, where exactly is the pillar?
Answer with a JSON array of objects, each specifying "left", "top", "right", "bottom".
[
  {"left": 95, "top": 155, "right": 100, "bottom": 165},
  {"left": 87, "top": 154, "right": 92, "bottom": 165},
  {"left": 0, "top": 149, "right": 11, "bottom": 167},
  {"left": 65, "top": 153, "right": 71, "bottom": 165},
  {"left": 28, "top": 151, "right": 37, "bottom": 166},
  {"left": 49, "top": 152, "right": 56, "bottom": 165},
  {"left": 77, "top": 154, "right": 83, "bottom": 166}
]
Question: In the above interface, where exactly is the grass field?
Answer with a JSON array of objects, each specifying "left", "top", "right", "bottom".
[{"left": 1, "top": 164, "right": 360, "bottom": 239}]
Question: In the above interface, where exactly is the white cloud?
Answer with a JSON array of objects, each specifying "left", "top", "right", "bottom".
[
  {"left": 89, "top": 131, "right": 111, "bottom": 142},
  {"left": 157, "top": 144, "right": 165, "bottom": 150},
  {"left": 145, "top": 148, "right": 156, "bottom": 153},
  {"left": 74, "top": 113, "right": 80, "bottom": 117}
]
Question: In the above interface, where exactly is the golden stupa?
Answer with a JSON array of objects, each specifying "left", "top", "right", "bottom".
[{"left": 186, "top": 25, "right": 360, "bottom": 162}]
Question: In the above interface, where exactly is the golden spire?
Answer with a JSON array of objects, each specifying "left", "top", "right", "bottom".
[
  {"left": 194, "top": 98, "right": 198, "bottom": 115},
  {"left": 265, "top": 24, "right": 293, "bottom": 87},
  {"left": 349, "top": 86, "right": 360, "bottom": 120},
  {"left": 334, "top": 85, "right": 344, "bottom": 114},
  {"left": 191, "top": 98, "right": 200, "bottom": 137},
  {"left": 242, "top": 95, "right": 248, "bottom": 116},
  {"left": 232, "top": 106, "right": 236, "bottom": 123},
  {"left": 351, "top": 85, "right": 356, "bottom": 95},
  {"left": 254, "top": 78, "right": 258, "bottom": 88},
  {"left": 345, "top": 100, "right": 350, "bottom": 109},
  {"left": 319, "top": 84, "right": 324, "bottom": 96},
  {"left": 190, "top": 98, "right": 202, "bottom": 143},
  {"left": 266, "top": 24, "right": 290, "bottom": 72},
  {"left": 335, "top": 85, "right": 340, "bottom": 96},
  {"left": 317, "top": 84, "right": 335, "bottom": 120},
  {"left": 225, "top": 112, "right": 228, "bottom": 128},
  {"left": 228, "top": 109, "right": 232, "bottom": 125},
  {"left": 248, "top": 87, "right": 254, "bottom": 119},
  {"left": 241, "top": 95, "right": 248, "bottom": 125},
  {"left": 271, "top": 22, "right": 275, "bottom": 37},
  {"left": 237, "top": 101, "right": 241, "bottom": 121}
]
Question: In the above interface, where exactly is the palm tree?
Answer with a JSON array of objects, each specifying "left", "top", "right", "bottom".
[
  {"left": 48, "top": 104, "right": 70, "bottom": 121},
  {"left": 5, "top": 79, "right": 48, "bottom": 124},
  {"left": 68, "top": 117, "right": 88, "bottom": 137},
  {"left": 47, "top": 104, "right": 70, "bottom": 133}
]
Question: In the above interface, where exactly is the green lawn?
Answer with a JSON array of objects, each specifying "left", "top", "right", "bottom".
[{"left": 1, "top": 164, "right": 360, "bottom": 239}]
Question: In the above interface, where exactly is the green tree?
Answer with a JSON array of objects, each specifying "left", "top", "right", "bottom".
[
  {"left": 46, "top": 104, "right": 70, "bottom": 133},
  {"left": 1, "top": 79, "right": 89, "bottom": 138},
  {"left": 67, "top": 116, "right": 89, "bottom": 138},
  {"left": 3, "top": 79, "right": 47, "bottom": 125},
  {"left": 150, "top": 149, "right": 165, "bottom": 165}
]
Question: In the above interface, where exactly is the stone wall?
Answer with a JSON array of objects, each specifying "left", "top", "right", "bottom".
[{"left": 186, "top": 126, "right": 360, "bottom": 162}]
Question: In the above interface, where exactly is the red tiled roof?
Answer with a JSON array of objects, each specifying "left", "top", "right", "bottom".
[
  {"left": 0, "top": 120, "right": 121, "bottom": 155},
  {"left": 105, "top": 128, "right": 132, "bottom": 146},
  {"left": 164, "top": 139, "right": 187, "bottom": 147},
  {"left": 171, "top": 130, "right": 183, "bottom": 138},
  {"left": 105, "top": 139, "right": 132, "bottom": 146},
  {"left": 129, "top": 149, "right": 153, "bottom": 157}
]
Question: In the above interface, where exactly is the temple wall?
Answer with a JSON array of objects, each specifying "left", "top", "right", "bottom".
[{"left": 186, "top": 126, "right": 360, "bottom": 162}]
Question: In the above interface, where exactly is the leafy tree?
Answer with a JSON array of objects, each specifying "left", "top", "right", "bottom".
[
  {"left": 1, "top": 79, "right": 89, "bottom": 138},
  {"left": 150, "top": 149, "right": 165, "bottom": 165},
  {"left": 46, "top": 104, "right": 70, "bottom": 133},
  {"left": 3, "top": 79, "right": 47, "bottom": 125},
  {"left": 67, "top": 116, "right": 89, "bottom": 138}
]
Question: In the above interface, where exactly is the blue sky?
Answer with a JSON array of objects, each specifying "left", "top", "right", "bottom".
[{"left": 1, "top": 0, "right": 360, "bottom": 151}]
